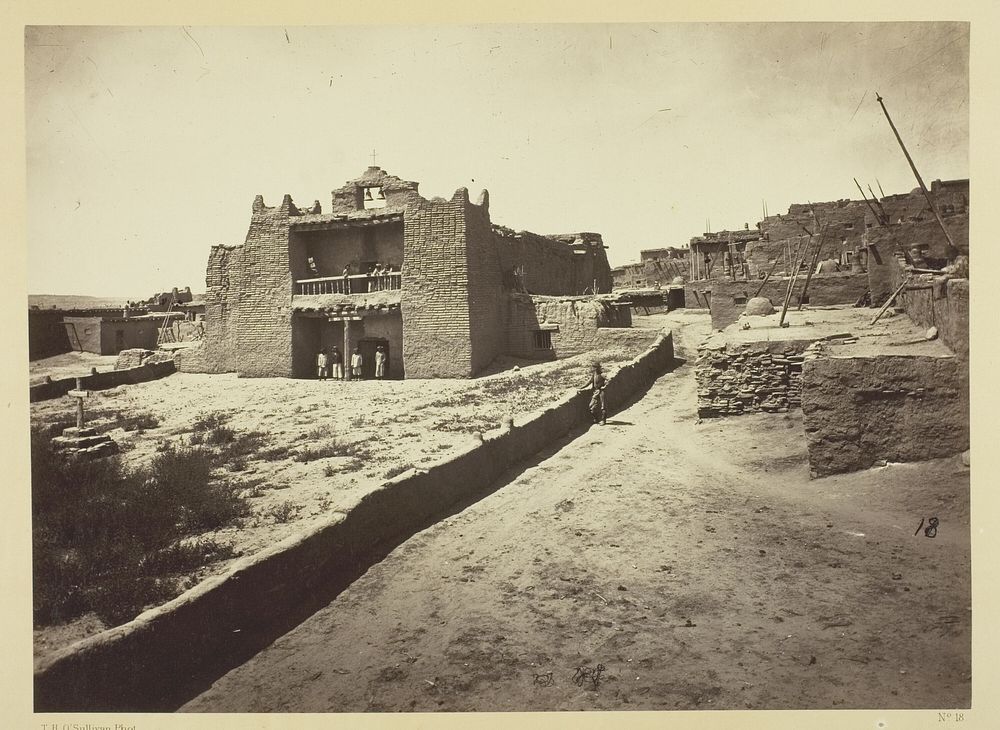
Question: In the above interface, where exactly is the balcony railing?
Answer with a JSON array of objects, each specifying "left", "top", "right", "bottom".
[{"left": 296, "top": 272, "right": 402, "bottom": 296}]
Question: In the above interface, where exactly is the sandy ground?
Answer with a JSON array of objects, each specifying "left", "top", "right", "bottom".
[
  {"left": 30, "top": 327, "right": 658, "bottom": 656},
  {"left": 181, "top": 312, "right": 971, "bottom": 712}
]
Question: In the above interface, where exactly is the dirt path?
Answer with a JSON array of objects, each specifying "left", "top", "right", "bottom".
[{"left": 182, "top": 313, "right": 970, "bottom": 712}]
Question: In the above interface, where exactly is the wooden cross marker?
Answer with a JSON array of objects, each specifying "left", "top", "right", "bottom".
[
  {"left": 370, "top": 147, "right": 377, "bottom": 166},
  {"left": 67, "top": 377, "right": 90, "bottom": 429}
]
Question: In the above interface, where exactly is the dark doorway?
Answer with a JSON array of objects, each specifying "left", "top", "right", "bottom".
[
  {"left": 358, "top": 338, "right": 389, "bottom": 379},
  {"left": 115, "top": 329, "right": 125, "bottom": 353}
]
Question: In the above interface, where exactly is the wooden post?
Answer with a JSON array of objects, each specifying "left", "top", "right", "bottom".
[
  {"left": 778, "top": 236, "right": 810, "bottom": 327},
  {"left": 796, "top": 224, "right": 829, "bottom": 310},
  {"left": 753, "top": 258, "right": 781, "bottom": 298},
  {"left": 68, "top": 377, "right": 88, "bottom": 428},
  {"left": 875, "top": 93, "right": 959, "bottom": 258},
  {"left": 870, "top": 275, "right": 912, "bottom": 325},
  {"left": 342, "top": 320, "right": 352, "bottom": 381}
]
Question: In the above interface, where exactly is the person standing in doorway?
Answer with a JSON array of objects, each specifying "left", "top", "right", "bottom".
[
  {"left": 351, "top": 346, "right": 363, "bottom": 380},
  {"left": 330, "top": 345, "right": 344, "bottom": 380},
  {"left": 316, "top": 350, "right": 329, "bottom": 381},
  {"left": 375, "top": 345, "right": 387, "bottom": 379}
]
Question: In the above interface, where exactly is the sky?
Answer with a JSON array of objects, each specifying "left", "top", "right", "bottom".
[{"left": 24, "top": 23, "right": 969, "bottom": 297}]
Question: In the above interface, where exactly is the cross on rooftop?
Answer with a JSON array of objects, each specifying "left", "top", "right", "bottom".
[{"left": 370, "top": 147, "right": 377, "bottom": 166}]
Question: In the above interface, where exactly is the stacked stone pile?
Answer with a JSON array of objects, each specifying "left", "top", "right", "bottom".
[
  {"left": 695, "top": 344, "right": 805, "bottom": 418},
  {"left": 51, "top": 426, "right": 119, "bottom": 459}
]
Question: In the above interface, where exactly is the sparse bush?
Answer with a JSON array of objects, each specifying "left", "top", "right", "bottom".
[
  {"left": 191, "top": 412, "right": 229, "bottom": 433},
  {"left": 267, "top": 501, "right": 297, "bottom": 524},
  {"left": 115, "top": 412, "right": 160, "bottom": 432},
  {"left": 31, "top": 432, "right": 247, "bottom": 627},
  {"left": 384, "top": 463, "right": 414, "bottom": 480},
  {"left": 295, "top": 439, "right": 369, "bottom": 463},
  {"left": 258, "top": 444, "right": 294, "bottom": 462},
  {"left": 323, "top": 464, "right": 337, "bottom": 477},
  {"left": 204, "top": 425, "right": 236, "bottom": 445}
]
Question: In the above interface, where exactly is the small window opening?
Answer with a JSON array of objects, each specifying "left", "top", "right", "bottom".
[{"left": 533, "top": 331, "right": 553, "bottom": 350}]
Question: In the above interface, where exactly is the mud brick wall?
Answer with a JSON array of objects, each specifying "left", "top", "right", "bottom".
[
  {"left": 704, "top": 273, "right": 869, "bottom": 330},
  {"left": 464, "top": 196, "right": 506, "bottom": 375},
  {"left": 400, "top": 191, "right": 475, "bottom": 377},
  {"left": 613, "top": 256, "right": 688, "bottom": 289},
  {"left": 494, "top": 229, "right": 578, "bottom": 294},
  {"left": 746, "top": 199, "right": 869, "bottom": 276},
  {"left": 232, "top": 196, "right": 295, "bottom": 378},
  {"left": 893, "top": 273, "right": 969, "bottom": 362},
  {"left": 506, "top": 295, "right": 633, "bottom": 359},
  {"left": 202, "top": 243, "right": 244, "bottom": 373},
  {"left": 695, "top": 342, "right": 806, "bottom": 418},
  {"left": 173, "top": 342, "right": 210, "bottom": 373},
  {"left": 865, "top": 215, "right": 969, "bottom": 305},
  {"left": 802, "top": 353, "right": 969, "bottom": 476},
  {"left": 28, "top": 310, "right": 73, "bottom": 359}
]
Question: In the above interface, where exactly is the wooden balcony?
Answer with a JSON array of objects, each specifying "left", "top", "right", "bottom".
[{"left": 296, "top": 272, "right": 402, "bottom": 296}]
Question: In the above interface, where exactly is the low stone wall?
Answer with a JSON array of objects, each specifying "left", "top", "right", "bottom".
[
  {"left": 695, "top": 340, "right": 806, "bottom": 418},
  {"left": 802, "top": 352, "right": 968, "bottom": 477},
  {"left": 29, "top": 360, "right": 176, "bottom": 403},
  {"left": 34, "top": 332, "right": 675, "bottom": 712}
]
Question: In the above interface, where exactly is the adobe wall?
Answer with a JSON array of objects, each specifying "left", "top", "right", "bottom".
[
  {"left": 330, "top": 166, "right": 424, "bottom": 215},
  {"left": 896, "top": 278, "right": 969, "bottom": 362},
  {"left": 505, "top": 294, "right": 633, "bottom": 359},
  {"left": 746, "top": 200, "right": 868, "bottom": 276},
  {"left": 33, "top": 332, "right": 674, "bottom": 712},
  {"left": 802, "top": 353, "right": 968, "bottom": 477},
  {"left": 465, "top": 194, "right": 506, "bottom": 375},
  {"left": 201, "top": 244, "right": 243, "bottom": 373},
  {"left": 235, "top": 196, "right": 295, "bottom": 378},
  {"left": 494, "top": 228, "right": 578, "bottom": 294},
  {"left": 706, "top": 273, "right": 869, "bottom": 330},
  {"left": 62, "top": 317, "right": 104, "bottom": 354},
  {"left": 28, "top": 310, "right": 73, "bottom": 359},
  {"left": 400, "top": 192, "right": 474, "bottom": 378},
  {"left": 613, "top": 256, "right": 688, "bottom": 289},
  {"left": 29, "top": 360, "right": 176, "bottom": 402},
  {"left": 172, "top": 342, "right": 210, "bottom": 373}
]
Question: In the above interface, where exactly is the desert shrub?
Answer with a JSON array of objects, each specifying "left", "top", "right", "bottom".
[
  {"left": 114, "top": 412, "right": 160, "bottom": 432},
  {"left": 383, "top": 463, "right": 414, "bottom": 480},
  {"left": 204, "top": 425, "right": 236, "bottom": 445},
  {"left": 192, "top": 412, "right": 230, "bottom": 432},
  {"left": 295, "top": 439, "right": 369, "bottom": 463},
  {"left": 258, "top": 444, "right": 294, "bottom": 462},
  {"left": 267, "top": 501, "right": 297, "bottom": 524},
  {"left": 31, "top": 432, "right": 247, "bottom": 627}
]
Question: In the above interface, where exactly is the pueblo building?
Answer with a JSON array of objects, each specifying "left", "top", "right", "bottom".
[{"left": 192, "top": 166, "right": 616, "bottom": 379}]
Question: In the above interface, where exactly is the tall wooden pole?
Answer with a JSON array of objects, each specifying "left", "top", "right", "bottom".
[
  {"left": 779, "top": 235, "right": 810, "bottom": 327},
  {"left": 875, "top": 93, "right": 959, "bottom": 258},
  {"left": 797, "top": 224, "right": 829, "bottom": 309},
  {"left": 854, "top": 178, "right": 885, "bottom": 226}
]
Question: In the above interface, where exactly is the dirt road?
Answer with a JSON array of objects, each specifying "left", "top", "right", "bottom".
[{"left": 182, "top": 313, "right": 970, "bottom": 712}]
